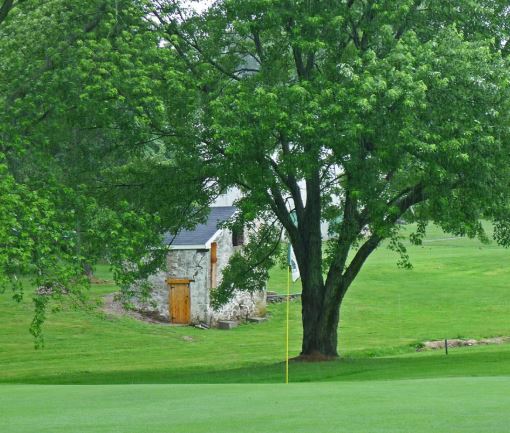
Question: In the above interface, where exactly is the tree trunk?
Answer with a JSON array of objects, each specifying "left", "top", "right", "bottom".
[
  {"left": 293, "top": 167, "right": 346, "bottom": 359},
  {"left": 298, "top": 251, "right": 343, "bottom": 359},
  {"left": 83, "top": 262, "right": 94, "bottom": 281},
  {"left": 300, "top": 278, "right": 342, "bottom": 359},
  {"left": 301, "top": 299, "right": 340, "bottom": 358}
]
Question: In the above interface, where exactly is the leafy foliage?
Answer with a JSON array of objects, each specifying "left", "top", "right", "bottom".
[
  {"left": 212, "top": 222, "right": 282, "bottom": 308},
  {"left": 146, "top": 0, "right": 510, "bottom": 355},
  {"left": 0, "top": 0, "right": 207, "bottom": 344},
  {"left": 0, "top": 160, "right": 88, "bottom": 345}
]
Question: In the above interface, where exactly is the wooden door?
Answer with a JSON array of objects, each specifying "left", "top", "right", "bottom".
[
  {"left": 210, "top": 242, "right": 218, "bottom": 289},
  {"left": 167, "top": 278, "right": 192, "bottom": 324}
]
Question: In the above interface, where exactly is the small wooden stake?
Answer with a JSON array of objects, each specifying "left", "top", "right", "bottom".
[{"left": 445, "top": 338, "right": 448, "bottom": 355}]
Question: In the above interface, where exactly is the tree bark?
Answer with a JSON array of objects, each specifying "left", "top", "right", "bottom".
[
  {"left": 83, "top": 262, "right": 95, "bottom": 281},
  {"left": 301, "top": 293, "right": 341, "bottom": 358},
  {"left": 298, "top": 233, "right": 341, "bottom": 361},
  {"left": 300, "top": 264, "right": 345, "bottom": 358},
  {"left": 0, "top": 0, "right": 15, "bottom": 26},
  {"left": 297, "top": 182, "right": 425, "bottom": 359}
]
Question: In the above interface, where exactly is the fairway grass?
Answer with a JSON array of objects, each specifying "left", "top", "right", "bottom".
[{"left": 2, "top": 377, "right": 509, "bottom": 433}]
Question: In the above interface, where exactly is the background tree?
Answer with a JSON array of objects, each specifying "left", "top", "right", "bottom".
[
  {"left": 0, "top": 0, "right": 210, "bottom": 343},
  {"left": 147, "top": 0, "right": 510, "bottom": 358}
]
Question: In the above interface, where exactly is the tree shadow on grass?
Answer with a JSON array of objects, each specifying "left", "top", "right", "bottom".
[{"left": 4, "top": 347, "right": 510, "bottom": 385}]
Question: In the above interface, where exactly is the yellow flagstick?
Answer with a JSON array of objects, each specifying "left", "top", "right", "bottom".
[{"left": 285, "top": 264, "right": 290, "bottom": 384}]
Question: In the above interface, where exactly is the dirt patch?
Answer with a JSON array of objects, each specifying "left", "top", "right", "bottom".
[
  {"left": 89, "top": 277, "right": 111, "bottom": 284},
  {"left": 101, "top": 294, "right": 172, "bottom": 325},
  {"left": 418, "top": 336, "right": 510, "bottom": 351}
]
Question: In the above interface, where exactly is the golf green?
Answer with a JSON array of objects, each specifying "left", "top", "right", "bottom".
[{"left": 1, "top": 377, "right": 509, "bottom": 433}]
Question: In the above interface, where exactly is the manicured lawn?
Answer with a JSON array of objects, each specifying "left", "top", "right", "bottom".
[{"left": 2, "top": 377, "right": 510, "bottom": 433}]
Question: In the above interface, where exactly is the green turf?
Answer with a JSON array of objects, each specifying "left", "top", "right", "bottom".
[
  {"left": 0, "top": 224, "right": 509, "bottom": 385},
  {"left": 1, "top": 224, "right": 510, "bottom": 432},
  {"left": 2, "top": 377, "right": 509, "bottom": 433}
]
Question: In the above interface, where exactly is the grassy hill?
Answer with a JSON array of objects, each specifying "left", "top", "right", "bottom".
[{"left": 1, "top": 224, "right": 509, "bottom": 384}]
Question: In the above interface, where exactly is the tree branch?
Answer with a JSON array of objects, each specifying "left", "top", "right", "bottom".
[
  {"left": 341, "top": 233, "right": 381, "bottom": 288},
  {"left": 268, "top": 157, "right": 304, "bottom": 219},
  {"left": 341, "top": 182, "right": 426, "bottom": 290},
  {"left": 268, "top": 184, "right": 301, "bottom": 247},
  {"left": 278, "top": 134, "right": 305, "bottom": 219},
  {"left": 305, "top": 51, "right": 315, "bottom": 76},
  {"left": 152, "top": 4, "right": 240, "bottom": 82},
  {"left": 84, "top": 2, "right": 107, "bottom": 33},
  {"left": 251, "top": 28, "right": 264, "bottom": 63},
  {"left": 284, "top": 16, "right": 308, "bottom": 80},
  {"left": 324, "top": 189, "right": 360, "bottom": 291},
  {"left": 394, "top": 0, "right": 423, "bottom": 41},
  {"left": 0, "top": 0, "right": 14, "bottom": 25}
]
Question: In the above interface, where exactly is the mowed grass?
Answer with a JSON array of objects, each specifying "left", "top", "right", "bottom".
[
  {"left": 0, "top": 224, "right": 509, "bottom": 386},
  {"left": 2, "top": 378, "right": 510, "bottom": 433},
  {"left": 1, "top": 224, "right": 510, "bottom": 432}
]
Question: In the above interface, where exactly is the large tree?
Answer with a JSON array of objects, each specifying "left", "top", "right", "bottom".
[{"left": 146, "top": 0, "right": 510, "bottom": 358}]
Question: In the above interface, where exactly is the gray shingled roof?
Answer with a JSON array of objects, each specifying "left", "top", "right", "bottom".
[{"left": 163, "top": 206, "right": 237, "bottom": 247}]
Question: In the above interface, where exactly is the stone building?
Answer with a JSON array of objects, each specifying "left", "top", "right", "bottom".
[{"left": 146, "top": 206, "right": 266, "bottom": 325}]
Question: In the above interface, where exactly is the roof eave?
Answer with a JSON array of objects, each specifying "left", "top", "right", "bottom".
[{"left": 169, "top": 244, "right": 208, "bottom": 250}]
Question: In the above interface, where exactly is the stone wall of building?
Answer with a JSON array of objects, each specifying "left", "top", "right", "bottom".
[
  {"left": 168, "top": 249, "right": 210, "bottom": 323},
  {"left": 212, "top": 229, "right": 233, "bottom": 287},
  {"left": 145, "top": 270, "right": 169, "bottom": 319},
  {"left": 143, "top": 228, "right": 266, "bottom": 325},
  {"left": 207, "top": 228, "right": 265, "bottom": 324},
  {"left": 209, "top": 290, "right": 266, "bottom": 323}
]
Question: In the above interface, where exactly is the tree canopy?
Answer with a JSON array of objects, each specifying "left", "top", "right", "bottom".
[
  {"left": 2, "top": 0, "right": 510, "bottom": 355},
  {"left": 146, "top": 0, "right": 510, "bottom": 357},
  {"left": 0, "top": 0, "right": 208, "bottom": 344}
]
